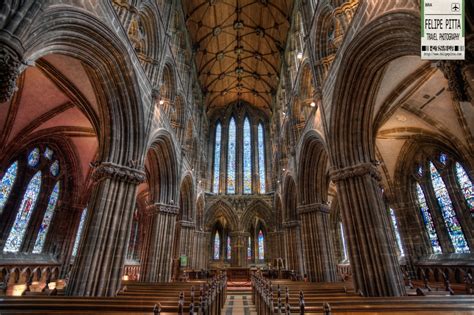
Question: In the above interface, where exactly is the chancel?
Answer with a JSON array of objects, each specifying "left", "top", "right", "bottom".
[{"left": 0, "top": 0, "right": 473, "bottom": 314}]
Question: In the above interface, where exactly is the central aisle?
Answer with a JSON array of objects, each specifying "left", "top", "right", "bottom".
[{"left": 222, "top": 289, "right": 257, "bottom": 315}]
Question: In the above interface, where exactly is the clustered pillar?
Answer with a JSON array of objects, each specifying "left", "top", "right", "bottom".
[
  {"left": 298, "top": 203, "right": 337, "bottom": 282},
  {"left": 330, "top": 162, "right": 406, "bottom": 297},
  {"left": 67, "top": 162, "right": 145, "bottom": 297},
  {"left": 282, "top": 221, "right": 304, "bottom": 275},
  {"left": 140, "top": 203, "right": 179, "bottom": 282}
]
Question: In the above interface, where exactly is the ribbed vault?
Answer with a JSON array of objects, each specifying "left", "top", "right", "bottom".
[{"left": 183, "top": 0, "right": 293, "bottom": 112}]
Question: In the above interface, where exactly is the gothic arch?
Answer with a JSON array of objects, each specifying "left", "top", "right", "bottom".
[
  {"left": 241, "top": 200, "right": 274, "bottom": 232},
  {"left": 178, "top": 174, "right": 194, "bottom": 221},
  {"left": 204, "top": 200, "right": 239, "bottom": 232},
  {"left": 146, "top": 130, "right": 179, "bottom": 204},
  {"left": 297, "top": 130, "right": 330, "bottom": 204},
  {"left": 328, "top": 11, "right": 419, "bottom": 167},
  {"left": 23, "top": 5, "right": 147, "bottom": 166},
  {"left": 283, "top": 175, "right": 298, "bottom": 222}
]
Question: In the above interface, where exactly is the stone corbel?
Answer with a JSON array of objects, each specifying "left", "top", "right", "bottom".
[
  {"left": 329, "top": 162, "right": 382, "bottom": 182},
  {"left": 297, "top": 203, "right": 330, "bottom": 215},
  {"left": 90, "top": 161, "right": 146, "bottom": 184},
  {"left": 0, "top": 43, "right": 25, "bottom": 103},
  {"left": 282, "top": 220, "right": 300, "bottom": 228},
  {"left": 179, "top": 220, "right": 195, "bottom": 228},
  {"left": 437, "top": 60, "right": 471, "bottom": 102}
]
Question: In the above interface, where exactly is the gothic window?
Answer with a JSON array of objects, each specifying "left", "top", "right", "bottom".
[
  {"left": 415, "top": 182, "right": 442, "bottom": 254},
  {"left": 127, "top": 211, "right": 140, "bottom": 261},
  {"left": 4, "top": 171, "right": 42, "bottom": 253},
  {"left": 243, "top": 117, "right": 252, "bottom": 194},
  {"left": 72, "top": 208, "right": 87, "bottom": 257},
  {"left": 50, "top": 160, "right": 60, "bottom": 177},
  {"left": 0, "top": 161, "right": 18, "bottom": 215},
  {"left": 247, "top": 236, "right": 252, "bottom": 260},
  {"left": 389, "top": 208, "right": 405, "bottom": 256},
  {"left": 429, "top": 162, "right": 469, "bottom": 253},
  {"left": 44, "top": 147, "right": 53, "bottom": 160},
  {"left": 339, "top": 222, "right": 348, "bottom": 262},
  {"left": 258, "top": 123, "right": 266, "bottom": 193},
  {"left": 27, "top": 148, "right": 40, "bottom": 167},
  {"left": 212, "top": 123, "right": 222, "bottom": 193},
  {"left": 213, "top": 231, "right": 220, "bottom": 259},
  {"left": 226, "top": 236, "right": 231, "bottom": 260},
  {"left": 455, "top": 162, "right": 473, "bottom": 214},
  {"left": 32, "top": 182, "right": 60, "bottom": 254},
  {"left": 227, "top": 117, "right": 237, "bottom": 194},
  {"left": 258, "top": 230, "right": 264, "bottom": 260}
]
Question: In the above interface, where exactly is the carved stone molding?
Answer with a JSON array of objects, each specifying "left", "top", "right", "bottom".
[
  {"left": 0, "top": 45, "right": 24, "bottom": 103},
  {"left": 437, "top": 61, "right": 471, "bottom": 102},
  {"left": 90, "top": 161, "right": 146, "bottom": 184},
  {"left": 330, "top": 162, "right": 381, "bottom": 182},
  {"left": 282, "top": 220, "right": 300, "bottom": 228},
  {"left": 179, "top": 220, "right": 195, "bottom": 228},
  {"left": 297, "top": 203, "right": 330, "bottom": 215},
  {"left": 145, "top": 202, "right": 179, "bottom": 216}
]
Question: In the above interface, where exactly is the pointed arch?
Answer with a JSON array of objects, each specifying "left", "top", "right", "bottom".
[
  {"left": 212, "top": 121, "right": 222, "bottom": 193},
  {"left": 243, "top": 116, "right": 252, "bottom": 194},
  {"left": 257, "top": 122, "right": 266, "bottom": 193},
  {"left": 227, "top": 117, "right": 237, "bottom": 194}
]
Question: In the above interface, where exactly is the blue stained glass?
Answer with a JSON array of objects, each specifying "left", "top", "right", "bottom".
[
  {"left": 439, "top": 153, "right": 448, "bottom": 165},
  {"left": 258, "top": 123, "right": 266, "bottom": 193},
  {"left": 227, "top": 118, "right": 236, "bottom": 194},
  {"left": 227, "top": 236, "right": 231, "bottom": 260},
  {"left": 44, "top": 147, "right": 53, "bottom": 160},
  {"left": 258, "top": 230, "right": 264, "bottom": 260},
  {"left": 50, "top": 160, "right": 59, "bottom": 177},
  {"left": 417, "top": 165, "right": 423, "bottom": 177},
  {"left": 243, "top": 117, "right": 252, "bottom": 194},
  {"left": 247, "top": 236, "right": 252, "bottom": 260},
  {"left": 32, "top": 182, "right": 60, "bottom": 253},
  {"left": 28, "top": 148, "right": 40, "bottom": 167},
  {"left": 213, "top": 232, "right": 220, "bottom": 259},
  {"left": 389, "top": 208, "right": 405, "bottom": 256},
  {"left": 0, "top": 161, "right": 18, "bottom": 215},
  {"left": 72, "top": 208, "right": 87, "bottom": 257},
  {"left": 339, "top": 222, "right": 348, "bottom": 261},
  {"left": 455, "top": 162, "right": 474, "bottom": 214},
  {"left": 416, "top": 182, "right": 442, "bottom": 254},
  {"left": 4, "top": 171, "right": 42, "bottom": 253},
  {"left": 213, "top": 123, "right": 222, "bottom": 193},
  {"left": 429, "top": 162, "right": 469, "bottom": 253}
]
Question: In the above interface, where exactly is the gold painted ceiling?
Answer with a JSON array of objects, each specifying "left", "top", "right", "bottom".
[{"left": 183, "top": 0, "right": 293, "bottom": 112}]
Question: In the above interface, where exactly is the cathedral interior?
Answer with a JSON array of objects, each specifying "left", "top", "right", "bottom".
[{"left": 0, "top": 0, "right": 473, "bottom": 313}]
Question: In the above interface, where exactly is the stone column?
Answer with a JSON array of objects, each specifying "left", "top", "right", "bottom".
[
  {"left": 177, "top": 220, "right": 195, "bottom": 268},
  {"left": 267, "top": 231, "right": 284, "bottom": 264},
  {"left": 298, "top": 203, "right": 337, "bottom": 282},
  {"left": 140, "top": 203, "right": 179, "bottom": 282},
  {"left": 193, "top": 230, "right": 208, "bottom": 270},
  {"left": 330, "top": 163, "right": 405, "bottom": 297},
  {"left": 282, "top": 221, "right": 304, "bottom": 276},
  {"left": 67, "top": 162, "right": 145, "bottom": 297}
]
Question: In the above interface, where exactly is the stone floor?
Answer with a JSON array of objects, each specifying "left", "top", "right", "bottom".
[{"left": 222, "top": 291, "right": 257, "bottom": 315}]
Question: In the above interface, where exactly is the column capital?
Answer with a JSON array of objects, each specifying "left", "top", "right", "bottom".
[
  {"left": 330, "top": 162, "right": 381, "bottom": 182},
  {"left": 282, "top": 220, "right": 300, "bottom": 228},
  {"left": 90, "top": 161, "right": 146, "bottom": 184},
  {"left": 178, "top": 220, "right": 195, "bottom": 228},
  {"left": 297, "top": 203, "right": 330, "bottom": 215},
  {"left": 437, "top": 60, "right": 471, "bottom": 102},
  {"left": 145, "top": 202, "right": 180, "bottom": 216}
]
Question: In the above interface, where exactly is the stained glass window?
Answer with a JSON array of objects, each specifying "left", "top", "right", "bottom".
[
  {"left": 455, "top": 162, "right": 474, "bottom": 214},
  {"left": 243, "top": 117, "right": 252, "bottom": 194},
  {"left": 389, "top": 208, "right": 405, "bottom": 256},
  {"left": 226, "top": 236, "right": 231, "bottom": 260},
  {"left": 339, "top": 222, "right": 348, "bottom": 261},
  {"left": 72, "top": 208, "right": 87, "bottom": 257},
  {"left": 416, "top": 182, "right": 442, "bottom": 254},
  {"left": 212, "top": 123, "right": 222, "bottom": 193},
  {"left": 417, "top": 165, "right": 423, "bottom": 177},
  {"left": 247, "top": 236, "right": 252, "bottom": 260},
  {"left": 4, "top": 171, "right": 42, "bottom": 253},
  {"left": 258, "top": 230, "right": 264, "bottom": 260},
  {"left": 32, "top": 182, "right": 60, "bottom": 253},
  {"left": 28, "top": 148, "right": 40, "bottom": 167},
  {"left": 439, "top": 153, "right": 448, "bottom": 165},
  {"left": 227, "top": 117, "right": 236, "bottom": 194},
  {"left": 258, "top": 123, "right": 266, "bottom": 193},
  {"left": 213, "top": 232, "right": 220, "bottom": 259},
  {"left": 44, "top": 147, "right": 54, "bottom": 160},
  {"left": 0, "top": 161, "right": 18, "bottom": 215},
  {"left": 50, "top": 160, "right": 60, "bottom": 177},
  {"left": 429, "top": 162, "right": 469, "bottom": 253}
]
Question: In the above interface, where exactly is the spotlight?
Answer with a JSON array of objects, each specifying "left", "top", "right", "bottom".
[
  {"left": 297, "top": 52, "right": 303, "bottom": 60},
  {"left": 159, "top": 99, "right": 165, "bottom": 105},
  {"left": 310, "top": 101, "right": 316, "bottom": 108}
]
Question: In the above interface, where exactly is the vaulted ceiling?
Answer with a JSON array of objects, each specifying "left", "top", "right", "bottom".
[{"left": 183, "top": 0, "right": 293, "bottom": 113}]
